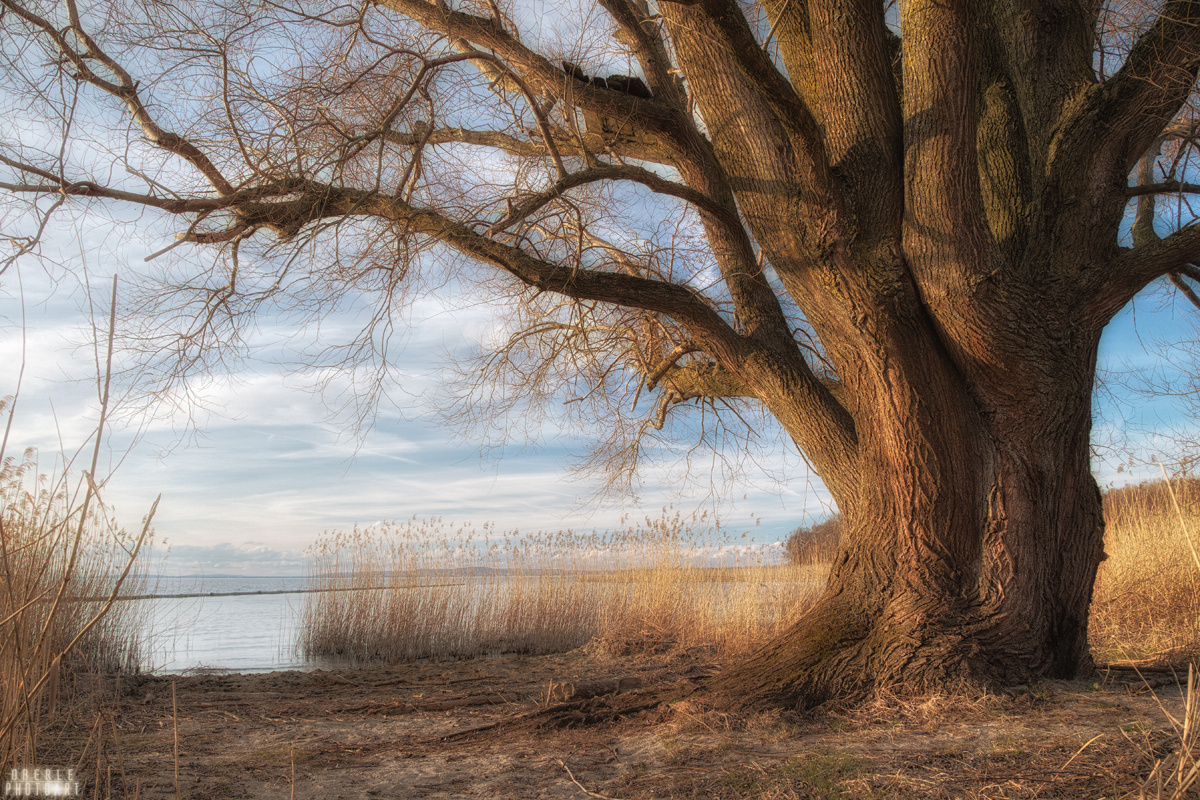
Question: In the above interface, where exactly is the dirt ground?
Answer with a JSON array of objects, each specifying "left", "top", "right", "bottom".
[{"left": 42, "top": 648, "right": 1194, "bottom": 799}]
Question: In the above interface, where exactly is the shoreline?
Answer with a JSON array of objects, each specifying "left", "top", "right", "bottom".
[{"left": 77, "top": 583, "right": 467, "bottom": 602}]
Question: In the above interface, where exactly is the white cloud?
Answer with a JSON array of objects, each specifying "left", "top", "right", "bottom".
[{"left": 146, "top": 541, "right": 306, "bottom": 576}]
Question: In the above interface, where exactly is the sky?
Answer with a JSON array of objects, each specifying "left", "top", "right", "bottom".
[
  {"left": 0, "top": 0, "right": 833, "bottom": 576},
  {"left": 2, "top": 229, "right": 1196, "bottom": 576},
  {"left": 0, "top": 227, "right": 838, "bottom": 576}
]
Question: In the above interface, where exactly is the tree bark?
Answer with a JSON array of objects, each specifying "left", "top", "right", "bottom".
[{"left": 715, "top": 321, "right": 1106, "bottom": 707}]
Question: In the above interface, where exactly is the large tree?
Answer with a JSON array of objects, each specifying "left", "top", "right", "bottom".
[{"left": 4, "top": 0, "right": 1200, "bottom": 707}]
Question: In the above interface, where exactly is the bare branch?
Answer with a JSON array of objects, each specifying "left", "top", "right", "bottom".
[
  {"left": 1, "top": 0, "right": 235, "bottom": 195},
  {"left": 663, "top": 0, "right": 827, "bottom": 177},
  {"left": 381, "top": 124, "right": 673, "bottom": 164},
  {"left": 1093, "top": 224, "right": 1200, "bottom": 323},
  {"left": 1071, "top": 0, "right": 1200, "bottom": 174},
  {"left": 486, "top": 163, "right": 738, "bottom": 234},
  {"left": 1126, "top": 180, "right": 1200, "bottom": 197},
  {"left": 645, "top": 344, "right": 697, "bottom": 390},
  {"left": 1168, "top": 269, "right": 1200, "bottom": 311},
  {"left": 1132, "top": 140, "right": 1166, "bottom": 248},
  {"left": 596, "top": 0, "right": 687, "bottom": 110},
  {"left": 373, "top": 0, "right": 691, "bottom": 155},
  {"left": 442, "top": 48, "right": 568, "bottom": 178}
]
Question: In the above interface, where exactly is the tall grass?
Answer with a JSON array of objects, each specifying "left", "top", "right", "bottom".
[
  {"left": 299, "top": 511, "right": 825, "bottom": 663},
  {"left": 0, "top": 446, "right": 156, "bottom": 777},
  {"left": 300, "top": 475, "right": 1200, "bottom": 669},
  {"left": 1, "top": 276, "right": 157, "bottom": 780},
  {"left": 1094, "top": 479, "right": 1200, "bottom": 799},
  {"left": 1091, "top": 478, "right": 1200, "bottom": 663}
]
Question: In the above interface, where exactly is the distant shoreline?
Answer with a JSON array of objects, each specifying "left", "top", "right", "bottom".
[{"left": 88, "top": 583, "right": 468, "bottom": 602}]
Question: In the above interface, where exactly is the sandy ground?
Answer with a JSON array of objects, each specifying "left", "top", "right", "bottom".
[{"left": 43, "top": 648, "right": 1193, "bottom": 799}]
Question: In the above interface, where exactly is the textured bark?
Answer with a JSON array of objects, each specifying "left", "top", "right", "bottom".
[{"left": 716, "top": 325, "right": 1107, "bottom": 707}]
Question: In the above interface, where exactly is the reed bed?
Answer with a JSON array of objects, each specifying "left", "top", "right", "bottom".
[
  {"left": 298, "top": 511, "right": 825, "bottom": 663},
  {"left": 1091, "top": 478, "right": 1200, "bottom": 664},
  {"left": 301, "top": 475, "right": 1200, "bottom": 671},
  {"left": 0, "top": 447, "right": 155, "bottom": 778},
  {"left": 1092, "top": 479, "right": 1200, "bottom": 799}
]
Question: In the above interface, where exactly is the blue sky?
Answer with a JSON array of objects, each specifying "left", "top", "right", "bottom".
[
  {"left": 0, "top": 226, "right": 837, "bottom": 575},
  {"left": 2, "top": 240, "right": 1195, "bottom": 576}
]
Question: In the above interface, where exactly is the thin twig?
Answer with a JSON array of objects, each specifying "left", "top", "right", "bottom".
[
  {"left": 1031, "top": 734, "right": 1103, "bottom": 799},
  {"left": 37, "top": 274, "right": 119, "bottom": 659},
  {"left": 763, "top": 0, "right": 794, "bottom": 50},
  {"left": 0, "top": 263, "right": 26, "bottom": 464},
  {"left": 173, "top": 680, "right": 180, "bottom": 800},
  {"left": 559, "top": 759, "right": 620, "bottom": 800}
]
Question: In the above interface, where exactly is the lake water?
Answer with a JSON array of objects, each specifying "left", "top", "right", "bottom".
[
  {"left": 128, "top": 573, "right": 812, "bottom": 674},
  {"left": 132, "top": 576, "right": 339, "bottom": 674}
]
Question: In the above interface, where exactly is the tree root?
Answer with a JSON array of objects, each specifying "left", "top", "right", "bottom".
[{"left": 428, "top": 677, "right": 705, "bottom": 743}]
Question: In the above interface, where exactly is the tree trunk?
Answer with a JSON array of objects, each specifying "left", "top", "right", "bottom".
[{"left": 716, "top": 326, "right": 1108, "bottom": 708}]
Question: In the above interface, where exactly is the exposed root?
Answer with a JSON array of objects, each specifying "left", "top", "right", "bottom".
[{"left": 430, "top": 678, "right": 705, "bottom": 743}]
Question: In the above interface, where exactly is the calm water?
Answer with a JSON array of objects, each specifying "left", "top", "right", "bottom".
[
  {"left": 129, "top": 574, "right": 807, "bottom": 674},
  {"left": 132, "top": 576, "right": 340, "bottom": 674}
]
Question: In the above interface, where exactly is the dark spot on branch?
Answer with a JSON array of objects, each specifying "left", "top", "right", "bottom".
[
  {"left": 606, "top": 75, "right": 651, "bottom": 99},
  {"left": 562, "top": 62, "right": 650, "bottom": 98},
  {"left": 562, "top": 61, "right": 587, "bottom": 82}
]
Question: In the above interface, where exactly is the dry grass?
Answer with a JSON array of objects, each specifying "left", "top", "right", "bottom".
[
  {"left": 290, "top": 477, "right": 1200, "bottom": 799},
  {"left": 1132, "top": 666, "right": 1200, "bottom": 800},
  {"left": 1091, "top": 479, "right": 1200, "bottom": 800},
  {"left": 298, "top": 510, "right": 825, "bottom": 664},
  {"left": 1091, "top": 479, "right": 1200, "bottom": 664},
  {"left": 0, "top": 447, "right": 155, "bottom": 779},
  {"left": 11, "top": 470, "right": 1200, "bottom": 798},
  {"left": 300, "top": 480, "right": 1200, "bottom": 670}
]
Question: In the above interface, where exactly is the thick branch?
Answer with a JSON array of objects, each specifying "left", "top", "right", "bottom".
[
  {"left": 757, "top": 0, "right": 823, "bottom": 126},
  {"left": 1132, "top": 141, "right": 1165, "bottom": 248},
  {"left": 381, "top": 125, "right": 672, "bottom": 164},
  {"left": 1092, "top": 224, "right": 1200, "bottom": 324},
  {"left": 657, "top": 361, "right": 755, "bottom": 399},
  {"left": 805, "top": 0, "right": 902, "bottom": 243},
  {"left": 657, "top": 0, "right": 849, "bottom": 319},
  {"left": 409, "top": 198, "right": 858, "bottom": 476},
  {"left": 597, "top": 0, "right": 688, "bottom": 110},
  {"left": 1070, "top": 0, "right": 1200, "bottom": 175},
  {"left": 645, "top": 344, "right": 699, "bottom": 390},
  {"left": 1168, "top": 270, "right": 1200, "bottom": 311},
  {"left": 374, "top": 0, "right": 817, "bottom": 387},
  {"left": 372, "top": 0, "right": 693, "bottom": 157},
  {"left": 901, "top": 0, "right": 992, "bottom": 284},
  {"left": 688, "top": 0, "right": 829, "bottom": 181},
  {"left": 1126, "top": 180, "right": 1200, "bottom": 197},
  {"left": 486, "top": 163, "right": 740, "bottom": 234},
  {"left": 179, "top": 178, "right": 857, "bottom": 473},
  {"left": 1105, "top": 139, "right": 1200, "bottom": 322},
  {"left": 981, "top": 1, "right": 1098, "bottom": 159},
  {"left": 0, "top": 172, "right": 313, "bottom": 217}
]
